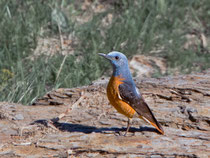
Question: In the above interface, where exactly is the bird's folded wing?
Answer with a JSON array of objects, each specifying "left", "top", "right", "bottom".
[{"left": 118, "top": 83, "right": 164, "bottom": 133}]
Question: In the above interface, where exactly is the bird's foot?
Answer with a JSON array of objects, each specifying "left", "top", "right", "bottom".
[{"left": 114, "top": 131, "right": 135, "bottom": 137}]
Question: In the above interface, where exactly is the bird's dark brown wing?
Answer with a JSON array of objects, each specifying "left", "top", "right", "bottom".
[{"left": 118, "top": 82, "right": 164, "bottom": 134}]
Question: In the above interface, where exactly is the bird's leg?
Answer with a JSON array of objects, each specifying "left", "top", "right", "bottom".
[{"left": 124, "top": 118, "right": 131, "bottom": 136}]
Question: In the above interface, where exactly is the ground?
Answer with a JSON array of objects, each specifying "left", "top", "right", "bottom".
[{"left": 0, "top": 70, "right": 210, "bottom": 157}]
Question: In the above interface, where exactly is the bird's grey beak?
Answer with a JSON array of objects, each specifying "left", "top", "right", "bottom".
[{"left": 98, "top": 53, "right": 111, "bottom": 60}]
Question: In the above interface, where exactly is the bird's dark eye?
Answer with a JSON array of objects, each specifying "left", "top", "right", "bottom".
[{"left": 115, "top": 56, "right": 119, "bottom": 60}]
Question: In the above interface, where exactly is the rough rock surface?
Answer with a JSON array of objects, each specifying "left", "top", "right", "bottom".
[
  {"left": 129, "top": 55, "right": 166, "bottom": 77},
  {"left": 0, "top": 70, "right": 210, "bottom": 157}
]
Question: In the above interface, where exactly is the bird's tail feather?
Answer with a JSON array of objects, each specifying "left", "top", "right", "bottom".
[{"left": 139, "top": 115, "right": 164, "bottom": 135}]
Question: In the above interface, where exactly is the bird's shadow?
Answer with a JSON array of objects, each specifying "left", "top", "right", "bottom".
[{"left": 32, "top": 119, "right": 161, "bottom": 135}]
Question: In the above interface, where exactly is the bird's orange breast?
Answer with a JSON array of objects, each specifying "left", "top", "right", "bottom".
[{"left": 107, "top": 75, "right": 136, "bottom": 118}]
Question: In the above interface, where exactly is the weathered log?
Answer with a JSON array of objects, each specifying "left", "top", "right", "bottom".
[{"left": 0, "top": 70, "right": 209, "bottom": 157}]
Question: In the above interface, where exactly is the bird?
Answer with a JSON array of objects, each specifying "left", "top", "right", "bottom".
[{"left": 99, "top": 51, "right": 164, "bottom": 135}]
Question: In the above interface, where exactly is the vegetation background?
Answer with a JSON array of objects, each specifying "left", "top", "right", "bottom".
[{"left": 0, "top": 0, "right": 210, "bottom": 104}]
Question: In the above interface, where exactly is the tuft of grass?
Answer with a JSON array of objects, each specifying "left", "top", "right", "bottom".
[{"left": 0, "top": 0, "right": 209, "bottom": 104}]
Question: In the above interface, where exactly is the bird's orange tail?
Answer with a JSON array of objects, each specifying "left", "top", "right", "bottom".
[{"left": 140, "top": 116, "right": 164, "bottom": 135}]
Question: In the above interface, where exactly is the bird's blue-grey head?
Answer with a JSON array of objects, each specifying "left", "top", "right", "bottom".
[{"left": 99, "top": 51, "right": 132, "bottom": 80}]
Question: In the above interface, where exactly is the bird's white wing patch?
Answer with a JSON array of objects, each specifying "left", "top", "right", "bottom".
[
  {"left": 118, "top": 92, "right": 122, "bottom": 100},
  {"left": 135, "top": 87, "right": 140, "bottom": 95},
  {"left": 142, "top": 116, "right": 151, "bottom": 124}
]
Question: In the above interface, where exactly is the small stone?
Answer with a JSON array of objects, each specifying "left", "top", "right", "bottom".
[
  {"left": 14, "top": 114, "right": 24, "bottom": 120},
  {"left": 186, "top": 107, "right": 198, "bottom": 114},
  {"left": 151, "top": 155, "right": 162, "bottom": 158},
  {"left": 67, "top": 149, "right": 73, "bottom": 155}
]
